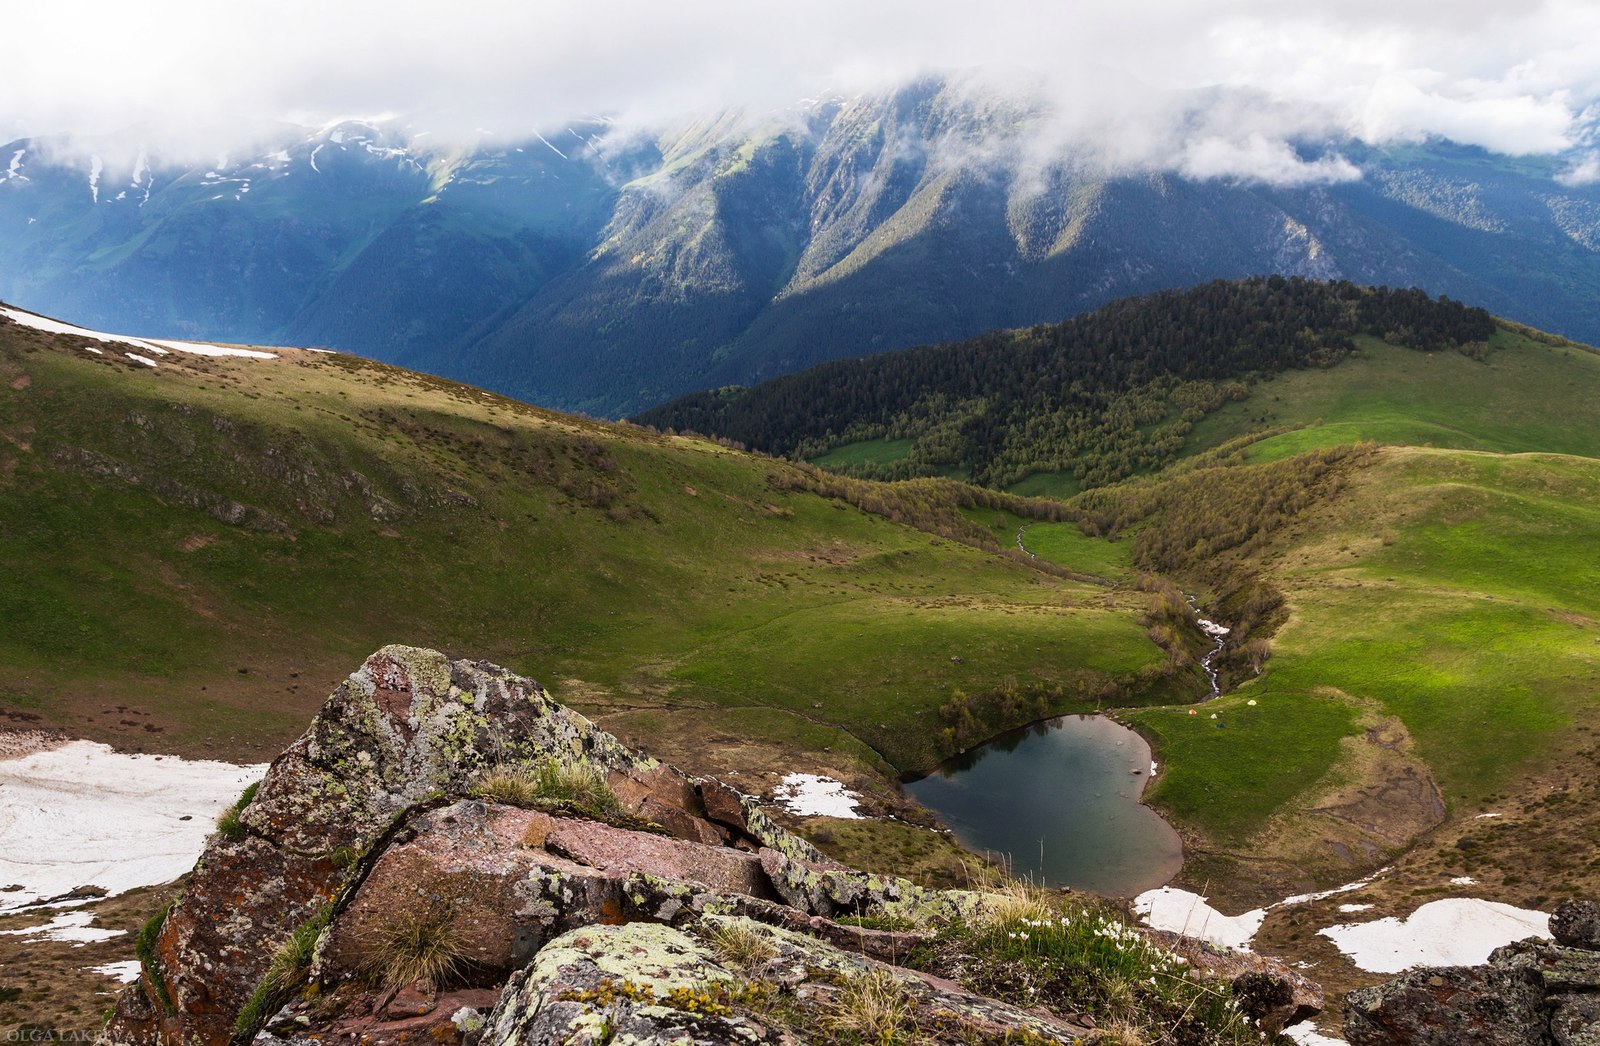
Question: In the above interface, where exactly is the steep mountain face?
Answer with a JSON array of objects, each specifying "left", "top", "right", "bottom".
[{"left": 3, "top": 81, "right": 1599, "bottom": 415}]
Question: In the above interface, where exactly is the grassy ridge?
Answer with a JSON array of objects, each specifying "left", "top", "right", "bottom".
[
  {"left": 0, "top": 318, "right": 1171, "bottom": 772},
  {"left": 1184, "top": 329, "right": 1600, "bottom": 463},
  {"left": 1127, "top": 448, "right": 1600, "bottom": 857}
]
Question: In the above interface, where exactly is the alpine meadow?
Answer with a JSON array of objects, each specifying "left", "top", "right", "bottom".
[{"left": 6, "top": 5, "right": 1600, "bottom": 1042}]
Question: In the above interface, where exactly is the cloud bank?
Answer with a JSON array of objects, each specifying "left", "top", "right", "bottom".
[{"left": 3, "top": 0, "right": 1597, "bottom": 184}]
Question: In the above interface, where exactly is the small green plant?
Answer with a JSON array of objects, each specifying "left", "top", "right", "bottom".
[
  {"left": 215, "top": 780, "right": 261, "bottom": 842},
  {"left": 233, "top": 904, "right": 332, "bottom": 1038},
  {"left": 707, "top": 920, "right": 777, "bottom": 971},
  {"left": 473, "top": 758, "right": 621, "bottom": 819},
  {"left": 135, "top": 901, "right": 176, "bottom": 1014},
  {"left": 362, "top": 903, "right": 465, "bottom": 989}
]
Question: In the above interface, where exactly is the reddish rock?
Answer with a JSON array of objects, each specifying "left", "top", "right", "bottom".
[
  {"left": 382, "top": 981, "right": 436, "bottom": 1018},
  {"left": 607, "top": 764, "right": 727, "bottom": 846},
  {"left": 317, "top": 802, "right": 614, "bottom": 984},
  {"left": 259, "top": 987, "right": 499, "bottom": 1046},
  {"left": 698, "top": 776, "right": 755, "bottom": 836},
  {"left": 544, "top": 817, "right": 775, "bottom": 899},
  {"left": 104, "top": 646, "right": 655, "bottom": 1046}
]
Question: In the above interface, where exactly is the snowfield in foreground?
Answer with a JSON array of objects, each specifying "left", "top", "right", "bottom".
[{"left": 0, "top": 739, "right": 266, "bottom": 911}]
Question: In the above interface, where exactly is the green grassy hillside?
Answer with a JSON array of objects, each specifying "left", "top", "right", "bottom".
[
  {"left": 1184, "top": 328, "right": 1600, "bottom": 463},
  {"left": 0, "top": 312, "right": 1179, "bottom": 778},
  {"left": 1005, "top": 446, "right": 1599, "bottom": 902},
  {"left": 7, "top": 292, "right": 1600, "bottom": 929}
]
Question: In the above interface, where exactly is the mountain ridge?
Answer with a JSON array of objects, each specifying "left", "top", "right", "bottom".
[{"left": 4, "top": 81, "right": 1599, "bottom": 415}]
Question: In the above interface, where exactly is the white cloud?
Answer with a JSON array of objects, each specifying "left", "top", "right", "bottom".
[
  {"left": 0, "top": 0, "right": 1596, "bottom": 183},
  {"left": 1557, "top": 153, "right": 1600, "bottom": 186},
  {"left": 1179, "top": 135, "right": 1362, "bottom": 186}
]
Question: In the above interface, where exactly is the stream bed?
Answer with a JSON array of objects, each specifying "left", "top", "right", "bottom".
[{"left": 906, "top": 714, "right": 1183, "bottom": 896}]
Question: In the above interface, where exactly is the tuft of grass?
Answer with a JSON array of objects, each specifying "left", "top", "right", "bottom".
[
  {"left": 214, "top": 780, "right": 261, "bottom": 843},
  {"left": 233, "top": 904, "right": 331, "bottom": 1038},
  {"left": 825, "top": 967, "right": 919, "bottom": 1045},
  {"left": 362, "top": 904, "right": 465, "bottom": 990},
  {"left": 474, "top": 758, "right": 621, "bottom": 820},
  {"left": 707, "top": 920, "right": 777, "bottom": 972}
]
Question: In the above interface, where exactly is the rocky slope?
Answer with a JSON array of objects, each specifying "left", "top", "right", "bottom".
[
  {"left": 102, "top": 645, "right": 1321, "bottom": 1046},
  {"left": 4, "top": 82, "right": 1599, "bottom": 416},
  {"left": 1343, "top": 899, "right": 1600, "bottom": 1045}
]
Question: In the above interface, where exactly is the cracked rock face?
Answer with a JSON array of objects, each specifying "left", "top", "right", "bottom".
[{"left": 1343, "top": 905, "right": 1600, "bottom": 1046}]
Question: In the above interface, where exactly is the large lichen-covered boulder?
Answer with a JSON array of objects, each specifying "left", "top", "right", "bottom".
[
  {"left": 1343, "top": 911, "right": 1600, "bottom": 1046},
  {"left": 103, "top": 645, "right": 658, "bottom": 1046},
  {"left": 1343, "top": 964, "right": 1547, "bottom": 1046},
  {"left": 484, "top": 923, "right": 782, "bottom": 1045},
  {"left": 483, "top": 916, "right": 1091, "bottom": 1046}
]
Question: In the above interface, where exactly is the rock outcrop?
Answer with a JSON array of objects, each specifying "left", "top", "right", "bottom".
[
  {"left": 1343, "top": 898, "right": 1600, "bottom": 1046},
  {"left": 102, "top": 645, "right": 1321, "bottom": 1046}
]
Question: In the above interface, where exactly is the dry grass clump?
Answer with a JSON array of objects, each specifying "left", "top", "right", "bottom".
[
  {"left": 707, "top": 919, "right": 777, "bottom": 971},
  {"left": 825, "top": 967, "right": 919, "bottom": 1044},
  {"left": 473, "top": 757, "right": 621, "bottom": 819},
  {"left": 362, "top": 904, "right": 465, "bottom": 989}
]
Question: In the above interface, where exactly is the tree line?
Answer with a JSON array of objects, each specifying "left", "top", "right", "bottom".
[{"left": 636, "top": 277, "right": 1494, "bottom": 489}]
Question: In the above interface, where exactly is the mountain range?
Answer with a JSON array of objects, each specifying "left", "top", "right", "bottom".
[{"left": 4, "top": 79, "right": 1600, "bottom": 416}]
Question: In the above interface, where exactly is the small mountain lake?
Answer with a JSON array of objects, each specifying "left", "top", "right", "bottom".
[{"left": 906, "top": 714, "right": 1182, "bottom": 896}]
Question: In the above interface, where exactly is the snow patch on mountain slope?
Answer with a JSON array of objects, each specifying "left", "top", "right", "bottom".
[{"left": 1, "top": 306, "right": 278, "bottom": 360}]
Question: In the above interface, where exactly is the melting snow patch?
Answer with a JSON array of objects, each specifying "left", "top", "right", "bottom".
[
  {"left": 92, "top": 959, "right": 142, "bottom": 983},
  {"left": 147, "top": 338, "right": 275, "bottom": 359},
  {"left": 0, "top": 909, "right": 123, "bottom": 945},
  {"left": 126, "top": 353, "right": 159, "bottom": 367},
  {"left": 0, "top": 306, "right": 277, "bottom": 360},
  {"left": 1318, "top": 898, "right": 1549, "bottom": 974},
  {"left": 1134, "top": 887, "right": 1266, "bottom": 951},
  {"left": 1338, "top": 903, "right": 1375, "bottom": 913},
  {"left": 1451, "top": 876, "right": 1478, "bottom": 885},
  {"left": 1284, "top": 1024, "right": 1348, "bottom": 1045},
  {"left": 1278, "top": 868, "right": 1389, "bottom": 908},
  {"left": 773, "top": 773, "right": 863, "bottom": 819},
  {"left": 0, "top": 739, "right": 265, "bottom": 911}
]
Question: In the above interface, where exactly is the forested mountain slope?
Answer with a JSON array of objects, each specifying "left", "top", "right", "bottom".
[{"left": 635, "top": 278, "right": 1506, "bottom": 488}]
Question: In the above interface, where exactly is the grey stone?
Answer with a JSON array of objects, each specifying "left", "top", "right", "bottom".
[
  {"left": 1343, "top": 964, "right": 1546, "bottom": 1046},
  {"left": 1552, "top": 900, "right": 1600, "bottom": 951}
]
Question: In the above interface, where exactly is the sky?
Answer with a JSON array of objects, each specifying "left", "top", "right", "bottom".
[{"left": 5, "top": 0, "right": 1598, "bottom": 184}]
